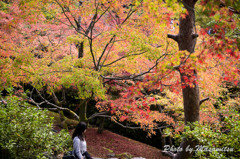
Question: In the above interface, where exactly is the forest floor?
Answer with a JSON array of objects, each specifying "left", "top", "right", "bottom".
[
  {"left": 51, "top": 111, "right": 169, "bottom": 159},
  {"left": 66, "top": 127, "right": 169, "bottom": 159}
]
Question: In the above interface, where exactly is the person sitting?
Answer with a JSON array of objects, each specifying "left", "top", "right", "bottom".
[{"left": 72, "top": 122, "right": 92, "bottom": 159}]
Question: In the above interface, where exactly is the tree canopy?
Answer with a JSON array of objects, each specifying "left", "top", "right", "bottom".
[{"left": 0, "top": 0, "right": 239, "bottom": 158}]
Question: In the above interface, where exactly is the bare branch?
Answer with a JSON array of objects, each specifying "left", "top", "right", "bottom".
[
  {"left": 43, "top": 9, "right": 72, "bottom": 28},
  {"left": 93, "top": 32, "right": 105, "bottom": 40},
  {"left": 111, "top": 118, "right": 172, "bottom": 130},
  {"left": 101, "top": 42, "right": 170, "bottom": 81},
  {"left": 88, "top": 38, "right": 98, "bottom": 70},
  {"left": 55, "top": 0, "right": 77, "bottom": 30},
  {"left": 199, "top": 97, "right": 210, "bottom": 106},
  {"left": 95, "top": 6, "right": 110, "bottom": 23},
  {"left": 85, "top": 13, "right": 98, "bottom": 36},
  {"left": 99, "top": 37, "right": 116, "bottom": 70},
  {"left": 31, "top": 88, "right": 79, "bottom": 120},
  {"left": 88, "top": 111, "right": 110, "bottom": 120},
  {"left": 52, "top": 90, "right": 60, "bottom": 105},
  {"left": 102, "top": 51, "right": 146, "bottom": 67},
  {"left": 97, "top": 35, "right": 116, "bottom": 69},
  {"left": 101, "top": 52, "right": 168, "bottom": 81},
  {"left": 121, "top": 7, "right": 136, "bottom": 25},
  {"left": 106, "top": 9, "right": 119, "bottom": 25}
]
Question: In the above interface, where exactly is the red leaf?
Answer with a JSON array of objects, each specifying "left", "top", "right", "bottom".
[
  {"left": 217, "top": 54, "right": 224, "bottom": 60},
  {"left": 224, "top": 77, "right": 228, "bottom": 81},
  {"left": 226, "top": 49, "right": 232, "bottom": 54},
  {"left": 234, "top": 81, "right": 238, "bottom": 86},
  {"left": 149, "top": 97, "right": 155, "bottom": 102},
  {"left": 231, "top": 24, "right": 236, "bottom": 29}
]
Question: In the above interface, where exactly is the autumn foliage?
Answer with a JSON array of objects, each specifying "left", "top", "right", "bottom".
[{"left": 0, "top": 0, "right": 240, "bottom": 158}]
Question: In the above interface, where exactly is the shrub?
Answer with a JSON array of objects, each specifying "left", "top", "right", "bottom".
[
  {"left": 175, "top": 110, "right": 240, "bottom": 159},
  {"left": 0, "top": 95, "right": 72, "bottom": 159}
]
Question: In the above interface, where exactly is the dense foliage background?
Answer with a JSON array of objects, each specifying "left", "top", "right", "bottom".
[{"left": 0, "top": 0, "right": 239, "bottom": 158}]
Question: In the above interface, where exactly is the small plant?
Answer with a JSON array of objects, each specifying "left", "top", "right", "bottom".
[{"left": 103, "top": 147, "right": 133, "bottom": 159}]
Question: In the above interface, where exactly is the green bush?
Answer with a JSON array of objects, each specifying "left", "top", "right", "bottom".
[
  {"left": 0, "top": 95, "right": 72, "bottom": 159},
  {"left": 176, "top": 111, "right": 240, "bottom": 159},
  {"left": 0, "top": 1, "right": 10, "bottom": 12}
]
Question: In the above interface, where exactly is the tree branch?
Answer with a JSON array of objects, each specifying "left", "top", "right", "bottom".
[
  {"left": 199, "top": 97, "right": 210, "bottom": 106},
  {"left": 162, "top": 151, "right": 176, "bottom": 159},
  {"left": 101, "top": 42, "right": 170, "bottom": 81},
  {"left": 88, "top": 38, "right": 98, "bottom": 70},
  {"left": 85, "top": 13, "right": 98, "bottom": 36},
  {"left": 88, "top": 111, "right": 110, "bottom": 120},
  {"left": 167, "top": 34, "right": 179, "bottom": 43},
  {"left": 121, "top": 7, "right": 136, "bottom": 25},
  {"left": 95, "top": 6, "right": 110, "bottom": 23},
  {"left": 31, "top": 88, "right": 79, "bottom": 120},
  {"left": 111, "top": 118, "right": 172, "bottom": 130},
  {"left": 192, "top": 34, "right": 199, "bottom": 39},
  {"left": 97, "top": 35, "right": 116, "bottom": 69},
  {"left": 55, "top": 0, "right": 77, "bottom": 30},
  {"left": 99, "top": 36, "right": 116, "bottom": 69},
  {"left": 101, "top": 52, "right": 168, "bottom": 81},
  {"left": 102, "top": 51, "right": 146, "bottom": 67}
]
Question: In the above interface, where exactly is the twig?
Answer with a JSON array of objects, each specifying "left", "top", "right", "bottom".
[
  {"left": 121, "top": 7, "right": 136, "bottom": 25},
  {"left": 102, "top": 51, "right": 146, "bottom": 67},
  {"left": 55, "top": 0, "right": 77, "bottom": 30}
]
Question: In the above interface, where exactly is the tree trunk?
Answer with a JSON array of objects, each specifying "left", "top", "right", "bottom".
[
  {"left": 77, "top": 41, "right": 84, "bottom": 58},
  {"left": 167, "top": 0, "right": 199, "bottom": 158},
  {"left": 97, "top": 117, "right": 105, "bottom": 134},
  {"left": 79, "top": 100, "right": 88, "bottom": 122},
  {"left": 58, "top": 109, "right": 68, "bottom": 131}
]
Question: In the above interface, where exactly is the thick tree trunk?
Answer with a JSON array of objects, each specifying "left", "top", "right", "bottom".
[{"left": 167, "top": 0, "right": 199, "bottom": 159}]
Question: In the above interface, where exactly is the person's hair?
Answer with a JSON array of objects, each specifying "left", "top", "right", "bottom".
[{"left": 72, "top": 122, "right": 87, "bottom": 141}]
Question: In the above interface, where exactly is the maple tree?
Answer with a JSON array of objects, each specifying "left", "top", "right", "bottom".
[{"left": 0, "top": 0, "right": 239, "bottom": 158}]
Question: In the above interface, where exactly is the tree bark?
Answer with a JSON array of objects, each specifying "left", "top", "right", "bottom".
[
  {"left": 97, "top": 117, "right": 105, "bottom": 134},
  {"left": 77, "top": 41, "right": 84, "bottom": 58},
  {"left": 58, "top": 109, "right": 68, "bottom": 131},
  {"left": 166, "top": 0, "right": 199, "bottom": 159},
  {"left": 79, "top": 100, "right": 88, "bottom": 122}
]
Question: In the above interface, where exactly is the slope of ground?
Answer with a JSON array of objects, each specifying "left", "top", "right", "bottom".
[{"left": 84, "top": 128, "right": 169, "bottom": 159}]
